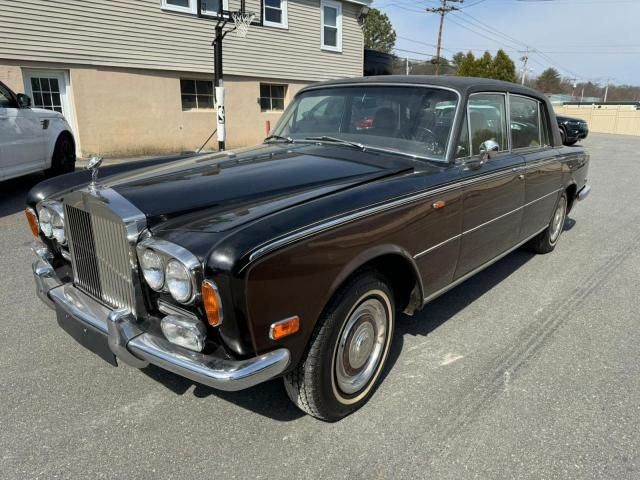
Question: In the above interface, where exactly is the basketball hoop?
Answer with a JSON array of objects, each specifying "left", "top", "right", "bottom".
[{"left": 231, "top": 11, "right": 255, "bottom": 38}]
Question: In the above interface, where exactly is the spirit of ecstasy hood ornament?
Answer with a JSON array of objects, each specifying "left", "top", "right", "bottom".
[{"left": 87, "top": 155, "right": 103, "bottom": 191}]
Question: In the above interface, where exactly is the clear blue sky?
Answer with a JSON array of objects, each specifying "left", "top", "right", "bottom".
[{"left": 372, "top": 0, "right": 640, "bottom": 86}]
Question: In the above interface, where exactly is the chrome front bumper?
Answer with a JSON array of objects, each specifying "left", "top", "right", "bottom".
[{"left": 32, "top": 259, "right": 290, "bottom": 392}]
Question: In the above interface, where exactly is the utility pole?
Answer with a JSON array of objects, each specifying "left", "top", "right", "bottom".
[
  {"left": 568, "top": 78, "right": 577, "bottom": 101},
  {"left": 519, "top": 48, "right": 530, "bottom": 85},
  {"left": 406, "top": 57, "right": 410, "bottom": 75},
  {"left": 603, "top": 78, "right": 611, "bottom": 102},
  {"left": 427, "top": 0, "right": 463, "bottom": 76}
]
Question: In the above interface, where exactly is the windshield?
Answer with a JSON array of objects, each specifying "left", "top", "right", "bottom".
[{"left": 270, "top": 86, "right": 459, "bottom": 162}]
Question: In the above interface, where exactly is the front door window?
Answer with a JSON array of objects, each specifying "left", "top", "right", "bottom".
[{"left": 467, "top": 94, "right": 508, "bottom": 155}]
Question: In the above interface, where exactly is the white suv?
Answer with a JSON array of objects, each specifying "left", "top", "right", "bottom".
[{"left": 0, "top": 80, "right": 76, "bottom": 181}]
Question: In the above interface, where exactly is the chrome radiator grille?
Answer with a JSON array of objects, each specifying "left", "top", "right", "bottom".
[{"left": 65, "top": 204, "right": 137, "bottom": 313}]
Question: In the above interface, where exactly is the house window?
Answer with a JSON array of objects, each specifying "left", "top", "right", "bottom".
[
  {"left": 162, "top": 0, "right": 196, "bottom": 14},
  {"left": 161, "top": 0, "right": 227, "bottom": 15},
  {"left": 260, "top": 84, "right": 287, "bottom": 112},
  {"left": 264, "top": 0, "right": 288, "bottom": 28},
  {"left": 181, "top": 79, "right": 214, "bottom": 110},
  {"left": 321, "top": 0, "right": 342, "bottom": 52}
]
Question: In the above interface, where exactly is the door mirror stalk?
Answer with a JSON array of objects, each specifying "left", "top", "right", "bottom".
[{"left": 478, "top": 139, "right": 500, "bottom": 162}]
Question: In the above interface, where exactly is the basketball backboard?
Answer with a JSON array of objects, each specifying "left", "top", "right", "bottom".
[{"left": 197, "top": 0, "right": 263, "bottom": 27}]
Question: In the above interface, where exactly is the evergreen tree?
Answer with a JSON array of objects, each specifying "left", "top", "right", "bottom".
[
  {"left": 456, "top": 50, "right": 518, "bottom": 83},
  {"left": 363, "top": 8, "right": 396, "bottom": 53},
  {"left": 536, "top": 68, "right": 562, "bottom": 93},
  {"left": 476, "top": 52, "right": 493, "bottom": 79},
  {"left": 456, "top": 51, "right": 478, "bottom": 77},
  {"left": 491, "top": 49, "right": 517, "bottom": 83}
]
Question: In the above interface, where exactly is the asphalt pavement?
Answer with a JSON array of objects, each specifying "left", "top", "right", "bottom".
[{"left": 1, "top": 133, "right": 639, "bottom": 479}]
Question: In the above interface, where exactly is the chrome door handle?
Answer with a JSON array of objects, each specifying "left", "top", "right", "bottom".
[{"left": 518, "top": 174, "right": 525, "bottom": 180}]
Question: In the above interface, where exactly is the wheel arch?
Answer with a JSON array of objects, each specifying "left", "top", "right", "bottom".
[
  {"left": 46, "top": 126, "right": 75, "bottom": 160},
  {"left": 327, "top": 244, "right": 424, "bottom": 316},
  {"left": 565, "top": 182, "right": 578, "bottom": 213}
]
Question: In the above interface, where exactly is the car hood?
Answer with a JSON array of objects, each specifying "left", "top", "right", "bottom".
[
  {"left": 557, "top": 115, "right": 586, "bottom": 123},
  {"left": 105, "top": 144, "right": 414, "bottom": 232}
]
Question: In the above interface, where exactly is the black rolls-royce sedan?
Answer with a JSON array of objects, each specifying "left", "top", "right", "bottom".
[{"left": 27, "top": 76, "right": 590, "bottom": 421}]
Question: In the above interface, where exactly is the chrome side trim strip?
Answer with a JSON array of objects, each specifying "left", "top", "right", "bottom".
[
  {"left": 421, "top": 225, "right": 548, "bottom": 305},
  {"left": 413, "top": 188, "right": 561, "bottom": 259},
  {"left": 248, "top": 168, "right": 519, "bottom": 264},
  {"left": 523, "top": 188, "right": 562, "bottom": 208},
  {"left": 464, "top": 204, "right": 523, "bottom": 235},
  {"left": 464, "top": 188, "right": 561, "bottom": 236},
  {"left": 414, "top": 234, "right": 462, "bottom": 259}
]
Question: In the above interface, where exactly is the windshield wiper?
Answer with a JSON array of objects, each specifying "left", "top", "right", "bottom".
[
  {"left": 264, "top": 135, "right": 294, "bottom": 144},
  {"left": 304, "top": 136, "right": 366, "bottom": 151}
]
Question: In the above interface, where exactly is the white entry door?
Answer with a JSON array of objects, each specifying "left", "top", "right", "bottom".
[{"left": 23, "top": 70, "right": 70, "bottom": 116}]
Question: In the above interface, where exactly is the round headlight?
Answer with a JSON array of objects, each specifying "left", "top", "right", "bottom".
[
  {"left": 38, "top": 207, "right": 53, "bottom": 238},
  {"left": 51, "top": 211, "right": 66, "bottom": 244},
  {"left": 140, "top": 249, "right": 164, "bottom": 291},
  {"left": 166, "top": 259, "right": 193, "bottom": 303}
]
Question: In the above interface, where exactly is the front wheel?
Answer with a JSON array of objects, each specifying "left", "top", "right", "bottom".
[
  {"left": 528, "top": 192, "right": 568, "bottom": 254},
  {"left": 46, "top": 134, "right": 76, "bottom": 177},
  {"left": 284, "top": 270, "right": 395, "bottom": 421}
]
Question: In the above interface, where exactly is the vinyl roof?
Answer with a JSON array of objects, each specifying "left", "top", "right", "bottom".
[{"left": 301, "top": 75, "right": 547, "bottom": 100}]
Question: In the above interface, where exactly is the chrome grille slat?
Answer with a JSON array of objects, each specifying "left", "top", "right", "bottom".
[{"left": 64, "top": 203, "right": 136, "bottom": 314}]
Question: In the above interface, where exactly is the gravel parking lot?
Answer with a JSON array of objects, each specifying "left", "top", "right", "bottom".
[{"left": 1, "top": 132, "right": 639, "bottom": 479}]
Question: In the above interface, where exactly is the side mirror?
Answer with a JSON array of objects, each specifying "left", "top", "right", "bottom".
[
  {"left": 17, "top": 94, "right": 31, "bottom": 108},
  {"left": 479, "top": 139, "right": 500, "bottom": 162}
]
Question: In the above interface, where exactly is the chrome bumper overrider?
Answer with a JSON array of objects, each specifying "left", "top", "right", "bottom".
[
  {"left": 577, "top": 184, "right": 591, "bottom": 202},
  {"left": 33, "top": 259, "right": 290, "bottom": 391}
]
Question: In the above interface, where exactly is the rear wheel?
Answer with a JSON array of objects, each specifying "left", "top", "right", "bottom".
[
  {"left": 528, "top": 192, "right": 568, "bottom": 254},
  {"left": 46, "top": 134, "right": 76, "bottom": 177},
  {"left": 565, "top": 139, "right": 578, "bottom": 146},
  {"left": 284, "top": 270, "right": 395, "bottom": 421}
]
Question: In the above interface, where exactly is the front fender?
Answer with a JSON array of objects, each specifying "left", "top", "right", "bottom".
[
  {"left": 43, "top": 118, "right": 73, "bottom": 162},
  {"left": 327, "top": 243, "right": 424, "bottom": 307}
]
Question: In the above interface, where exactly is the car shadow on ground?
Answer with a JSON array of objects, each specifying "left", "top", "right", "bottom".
[
  {"left": 0, "top": 173, "right": 46, "bottom": 218},
  {"left": 140, "top": 233, "right": 574, "bottom": 422}
]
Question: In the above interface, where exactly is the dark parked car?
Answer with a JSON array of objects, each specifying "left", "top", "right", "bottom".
[
  {"left": 27, "top": 76, "right": 590, "bottom": 421},
  {"left": 556, "top": 114, "right": 589, "bottom": 145}
]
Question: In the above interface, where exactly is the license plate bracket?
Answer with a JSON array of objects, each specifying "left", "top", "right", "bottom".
[{"left": 56, "top": 306, "right": 117, "bottom": 366}]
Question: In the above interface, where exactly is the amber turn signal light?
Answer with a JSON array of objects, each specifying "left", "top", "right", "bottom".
[
  {"left": 25, "top": 208, "right": 39, "bottom": 237},
  {"left": 432, "top": 200, "right": 447, "bottom": 210},
  {"left": 269, "top": 316, "right": 300, "bottom": 341},
  {"left": 202, "top": 280, "right": 223, "bottom": 327}
]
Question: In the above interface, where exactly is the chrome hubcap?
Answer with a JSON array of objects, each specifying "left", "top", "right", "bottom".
[
  {"left": 335, "top": 298, "right": 388, "bottom": 395},
  {"left": 550, "top": 197, "right": 566, "bottom": 243}
]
